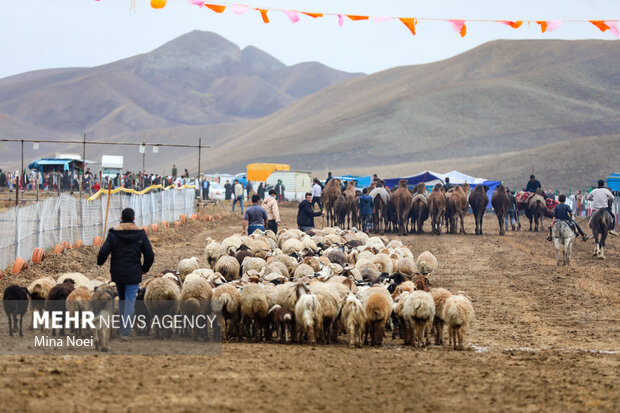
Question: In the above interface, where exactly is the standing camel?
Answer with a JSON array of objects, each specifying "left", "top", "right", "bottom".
[
  {"left": 370, "top": 181, "right": 390, "bottom": 234},
  {"left": 428, "top": 184, "right": 446, "bottom": 235},
  {"left": 491, "top": 185, "right": 510, "bottom": 235},
  {"left": 410, "top": 183, "right": 429, "bottom": 234},
  {"left": 446, "top": 185, "right": 468, "bottom": 234},
  {"left": 321, "top": 178, "right": 342, "bottom": 227},
  {"left": 469, "top": 185, "right": 489, "bottom": 235},
  {"left": 343, "top": 181, "right": 358, "bottom": 229},
  {"left": 391, "top": 180, "right": 413, "bottom": 235}
]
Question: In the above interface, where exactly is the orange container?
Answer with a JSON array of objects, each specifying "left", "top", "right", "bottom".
[
  {"left": 12, "top": 257, "right": 29, "bottom": 274},
  {"left": 52, "top": 244, "right": 65, "bottom": 255},
  {"left": 93, "top": 236, "right": 104, "bottom": 246},
  {"left": 151, "top": 224, "right": 159, "bottom": 233},
  {"left": 74, "top": 240, "right": 84, "bottom": 249},
  {"left": 31, "top": 248, "right": 45, "bottom": 264}
]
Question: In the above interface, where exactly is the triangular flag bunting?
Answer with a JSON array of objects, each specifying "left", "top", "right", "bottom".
[
  {"left": 188, "top": 0, "right": 204, "bottom": 7},
  {"left": 500, "top": 20, "right": 523, "bottom": 29},
  {"left": 399, "top": 18, "right": 417, "bottom": 36},
  {"left": 606, "top": 21, "right": 619, "bottom": 37},
  {"left": 150, "top": 0, "right": 167, "bottom": 9},
  {"left": 338, "top": 14, "right": 344, "bottom": 27},
  {"left": 284, "top": 10, "right": 300, "bottom": 23},
  {"left": 537, "top": 21, "right": 548, "bottom": 32},
  {"left": 590, "top": 20, "right": 610, "bottom": 32},
  {"left": 258, "top": 9, "right": 269, "bottom": 23},
  {"left": 232, "top": 5, "right": 248, "bottom": 15},
  {"left": 449, "top": 20, "right": 466, "bottom": 37},
  {"left": 205, "top": 4, "right": 225, "bottom": 13},
  {"left": 537, "top": 20, "right": 561, "bottom": 33},
  {"left": 347, "top": 15, "right": 369, "bottom": 21},
  {"left": 302, "top": 12, "right": 323, "bottom": 18}
]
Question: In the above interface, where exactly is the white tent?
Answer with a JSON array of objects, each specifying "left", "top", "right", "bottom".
[{"left": 443, "top": 170, "right": 487, "bottom": 185}]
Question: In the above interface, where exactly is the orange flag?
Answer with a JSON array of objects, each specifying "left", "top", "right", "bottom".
[
  {"left": 590, "top": 20, "right": 610, "bottom": 32},
  {"left": 302, "top": 12, "right": 323, "bottom": 18},
  {"left": 537, "top": 21, "right": 548, "bottom": 33},
  {"left": 347, "top": 15, "right": 369, "bottom": 21},
  {"left": 503, "top": 20, "right": 523, "bottom": 29},
  {"left": 150, "top": 0, "right": 167, "bottom": 9},
  {"left": 206, "top": 4, "right": 226, "bottom": 13},
  {"left": 259, "top": 9, "right": 269, "bottom": 23},
  {"left": 400, "top": 18, "right": 417, "bottom": 36}
]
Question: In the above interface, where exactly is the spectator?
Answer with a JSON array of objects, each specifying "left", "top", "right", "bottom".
[
  {"left": 243, "top": 195, "right": 269, "bottom": 235},
  {"left": 257, "top": 182, "right": 265, "bottom": 200},
  {"left": 202, "top": 178, "right": 210, "bottom": 200},
  {"left": 172, "top": 165, "right": 178, "bottom": 179},
  {"left": 585, "top": 179, "right": 617, "bottom": 236},
  {"left": 297, "top": 192, "right": 325, "bottom": 231},
  {"left": 525, "top": 174, "right": 542, "bottom": 193},
  {"left": 224, "top": 180, "right": 232, "bottom": 200},
  {"left": 311, "top": 178, "right": 323, "bottom": 211},
  {"left": 275, "top": 179, "right": 285, "bottom": 202},
  {"left": 358, "top": 187, "right": 374, "bottom": 232},
  {"left": 262, "top": 189, "right": 281, "bottom": 233},
  {"left": 97, "top": 208, "right": 154, "bottom": 339},
  {"left": 325, "top": 171, "right": 333, "bottom": 186},
  {"left": 246, "top": 181, "right": 254, "bottom": 200},
  {"left": 184, "top": 168, "right": 189, "bottom": 179},
  {"left": 232, "top": 179, "right": 244, "bottom": 213},
  {"left": 505, "top": 189, "right": 517, "bottom": 231}
]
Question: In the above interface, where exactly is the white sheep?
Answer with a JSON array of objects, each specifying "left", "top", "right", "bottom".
[
  {"left": 212, "top": 283, "right": 241, "bottom": 340},
  {"left": 241, "top": 257, "right": 268, "bottom": 275},
  {"left": 144, "top": 278, "right": 181, "bottom": 339},
  {"left": 180, "top": 279, "right": 213, "bottom": 340},
  {"left": 403, "top": 290, "right": 436, "bottom": 347},
  {"left": 177, "top": 257, "right": 200, "bottom": 282},
  {"left": 220, "top": 235, "right": 243, "bottom": 256},
  {"left": 57, "top": 272, "right": 89, "bottom": 287},
  {"left": 416, "top": 251, "right": 438, "bottom": 276},
  {"left": 395, "top": 257, "right": 417, "bottom": 276},
  {"left": 214, "top": 255, "right": 241, "bottom": 281},
  {"left": 341, "top": 293, "right": 367, "bottom": 348},
  {"left": 66, "top": 286, "right": 92, "bottom": 336},
  {"left": 293, "top": 263, "right": 314, "bottom": 280},
  {"left": 430, "top": 288, "right": 453, "bottom": 345},
  {"left": 240, "top": 283, "right": 269, "bottom": 340},
  {"left": 370, "top": 253, "right": 393, "bottom": 273},
  {"left": 308, "top": 280, "right": 342, "bottom": 344},
  {"left": 295, "top": 285, "right": 322, "bottom": 345},
  {"left": 443, "top": 292, "right": 474, "bottom": 350},
  {"left": 204, "top": 238, "right": 222, "bottom": 268}
]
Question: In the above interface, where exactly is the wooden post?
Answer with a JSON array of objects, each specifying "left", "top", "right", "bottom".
[
  {"left": 102, "top": 180, "right": 113, "bottom": 240},
  {"left": 20, "top": 139, "right": 24, "bottom": 196}
]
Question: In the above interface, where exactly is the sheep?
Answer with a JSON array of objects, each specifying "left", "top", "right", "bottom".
[
  {"left": 180, "top": 279, "right": 213, "bottom": 340},
  {"left": 295, "top": 284, "right": 322, "bottom": 345},
  {"left": 391, "top": 290, "right": 411, "bottom": 340},
  {"left": 364, "top": 292, "right": 391, "bottom": 346},
  {"left": 162, "top": 272, "right": 183, "bottom": 291},
  {"left": 66, "top": 286, "right": 92, "bottom": 336},
  {"left": 240, "top": 283, "right": 270, "bottom": 341},
  {"left": 395, "top": 257, "right": 417, "bottom": 277},
  {"left": 302, "top": 256, "right": 321, "bottom": 272},
  {"left": 184, "top": 268, "right": 215, "bottom": 284},
  {"left": 416, "top": 251, "right": 438, "bottom": 276},
  {"left": 262, "top": 283, "right": 279, "bottom": 310},
  {"left": 365, "top": 236, "right": 385, "bottom": 250},
  {"left": 204, "top": 237, "right": 222, "bottom": 268},
  {"left": 327, "top": 250, "right": 347, "bottom": 266},
  {"left": 220, "top": 234, "right": 243, "bottom": 256},
  {"left": 387, "top": 239, "right": 403, "bottom": 249},
  {"left": 268, "top": 304, "right": 293, "bottom": 343},
  {"left": 91, "top": 286, "right": 117, "bottom": 352},
  {"left": 3, "top": 285, "right": 30, "bottom": 336},
  {"left": 235, "top": 248, "right": 255, "bottom": 266},
  {"left": 28, "top": 277, "right": 56, "bottom": 330},
  {"left": 57, "top": 272, "right": 89, "bottom": 287},
  {"left": 403, "top": 290, "right": 436, "bottom": 347},
  {"left": 267, "top": 261, "right": 289, "bottom": 277},
  {"left": 84, "top": 279, "right": 105, "bottom": 293},
  {"left": 391, "top": 280, "right": 416, "bottom": 300},
  {"left": 430, "top": 288, "right": 453, "bottom": 345},
  {"left": 355, "top": 231, "right": 369, "bottom": 245},
  {"left": 358, "top": 263, "right": 381, "bottom": 283},
  {"left": 242, "top": 257, "right": 268, "bottom": 275},
  {"left": 309, "top": 280, "right": 341, "bottom": 344},
  {"left": 443, "top": 293, "right": 474, "bottom": 350},
  {"left": 371, "top": 253, "right": 393, "bottom": 273},
  {"left": 243, "top": 237, "right": 272, "bottom": 259},
  {"left": 46, "top": 279, "right": 75, "bottom": 336},
  {"left": 341, "top": 293, "right": 367, "bottom": 348},
  {"left": 300, "top": 237, "right": 319, "bottom": 253},
  {"left": 215, "top": 255, "right": 241, "bottom": 281},
  {"left": 397, "top": 246, "right": 415, "bottom": 260},
  {"left": 282, "top": 238, "right": 303, "bottom": 255},
  {"left": 144, "top": 278, "right": 181, "bottom": 339},
  {"left": 323, "top": 233, "right": 343, "bottom": 246},
  {"left": 293, "top": 263, "right": 314, "bottom": 280},
  {"left": 177, "top": 257, "right": 200, "bottom": 282},
  {"left": 273, "top": 254, "right": 298, "bottom": 275},
  {"left": 212, "top": 283, "right": 241, "bottom": 340}
]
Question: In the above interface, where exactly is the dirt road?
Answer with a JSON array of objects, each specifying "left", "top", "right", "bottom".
[{"left": 1, "top": 202, "right": 618, "bottom": 412}]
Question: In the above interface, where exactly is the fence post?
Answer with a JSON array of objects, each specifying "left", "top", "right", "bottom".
[
  {"left": 57, "top": 196, "right": 62, "bottom": 245},
  {"left": 14, "top": 203, "right": 21, "bottom": 259}
]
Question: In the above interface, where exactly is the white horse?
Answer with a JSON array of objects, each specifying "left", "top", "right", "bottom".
[{"left": 552, "top": 220, "right": 575, "bottom": 266}]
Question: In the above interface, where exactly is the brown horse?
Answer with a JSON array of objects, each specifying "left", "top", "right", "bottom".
[
  {"left": 469, "top": 185, "right": 489, "bottom": 235},
  {"left": 391, "top": 180, "right": 413, "bottom": 235},
  {"left": 321, "top": 178, "right": 342, "bottom": 227},
  {"left": 410, "top": 183, "right": 429, "bottom": 234},
  {"left": 491, "top": 185, "right": 510, "bottom": 236},
  {"left": 526, "top": 191, "right": 546, "bottom": 232},
  {"left": 428, "top": 184, "right": 446, "bottom": 235},
  {"left": 446, "top": 185, "right": 468, "bottom": 234},
  {"left": 590, "top": 208, "right": 612, "bottom": 259}
]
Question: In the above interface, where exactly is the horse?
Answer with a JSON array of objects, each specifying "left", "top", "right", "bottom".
[
  {"left": 469, "top": 185, "right": 489, "bottom": 235},
  {"left": 321, "top": 178, "right": 342, "bottom": 227},
  {"left": 526, "top": 192, "right": 546, "bottom": 232},
  {"left": 428, "top": 184, "right": 446, "bottom": 235},
  {"left": 491, "top": 185, "right": 510, "bottom": 236},
  {"left": 391, "top": 180, "right": 413, "bottom": 235},
  {"left": 590, "top": 208, "right": 612, "bottom": 259},
  {"left": 410, "top": 183, "right": 429, "bottom": 234},
  {"left": 552, "top": 220, "right": 575, "bottom": 266}
]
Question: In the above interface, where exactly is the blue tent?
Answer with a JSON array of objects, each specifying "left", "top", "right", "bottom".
[
  {"left": 608, "top": 173, "right": 620, "bottom": 191},
  {"left": 334, "top": 175, "right": 372, "bottom": 188},
  {"left": 470, "top": 180, "right": 501, "bottom": 209},
  {"left": 28, "top": 158, "right": 74, "bottom": 172},
  {"left": 384, "top": 171, "right": 446, "bottom": 189}
]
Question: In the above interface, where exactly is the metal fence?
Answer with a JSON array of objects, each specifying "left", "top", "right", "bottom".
[{"left": 0, "top": 188, "right": 195, "bottom": 270}]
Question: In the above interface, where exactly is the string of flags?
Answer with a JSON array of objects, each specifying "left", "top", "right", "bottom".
[{"left": 143, "top": 0, "right": 620, "bottom": 38}]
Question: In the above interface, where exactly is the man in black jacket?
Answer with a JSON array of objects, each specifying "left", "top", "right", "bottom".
[
  {"left": 97, "top": 208, "right": 154, "bottom": 339},
  {"left": 297, "top": 192, "right": 325, "bottom": 231}
]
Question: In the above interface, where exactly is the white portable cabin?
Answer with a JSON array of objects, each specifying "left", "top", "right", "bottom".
[
  {"left": 266, "top": 171, "right": 313, "bottom": 201},
  {"left": 101, "top": 155, "right": 124, "bottom": 178}
]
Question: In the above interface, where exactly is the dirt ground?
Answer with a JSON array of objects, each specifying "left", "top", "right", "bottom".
[{"left": 0, "top": 201, "right": 618, "bottom": 412}]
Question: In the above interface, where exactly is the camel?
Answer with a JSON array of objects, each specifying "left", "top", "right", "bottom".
[
  {"left": 343, "top": 181, "right": 358, "bottom": 229},
  {"left": 446, "top": 185, "right": 468, "bottom": 234},
  {"left": 526, "top": 191, "right": 546, "bottom": 232},
  {"left": 552, "top": 220, "right": 575, "bottom": 265},
  {"left": 370, "top": 181, "right": 390, "bottom": 234},
  {"left": 428, "top": 184, "right": 446, "bottom": 235},
  {"left": 469, "top": 185, "right": 489, "bottom": 235},
  {"left": 410, "top": 183, "right": 429, "bottom": 234},
  {"left": 391, "top": 180, "right": 413, "bottom": 235},
  {"left": 491, "top": 185, "right": 511, "bottom": 236},
  {"left": 321, "top": 178, "right": 342, "bottom": 227},
  {"left": 334, "top": 194, "right": 348, "bottom": 229},
  {"left": 590, "top": 208, "right": 612, "bottom": 259}
]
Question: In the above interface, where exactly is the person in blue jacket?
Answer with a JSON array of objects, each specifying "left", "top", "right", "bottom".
[{"left": 358, "top": 188, "right": 375, "bottom": 232}]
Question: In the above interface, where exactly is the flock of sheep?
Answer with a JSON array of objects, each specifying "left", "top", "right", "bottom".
[{"left": 3, "top": 226, "right": 475, "bottom": 351}]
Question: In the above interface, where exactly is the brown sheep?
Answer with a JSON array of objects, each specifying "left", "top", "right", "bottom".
[{"left": 364, "top": 293, "right": 391, "bottom": 346}]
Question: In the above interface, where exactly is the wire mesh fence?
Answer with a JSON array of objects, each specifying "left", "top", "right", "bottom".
[{"left": 0, "top": 188, "right": 195, "bottom": 271}]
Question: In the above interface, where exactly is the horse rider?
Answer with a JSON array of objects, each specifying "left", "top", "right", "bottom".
[
  {"left": 525, "top": 174, "right": 542, "bottom": 194},
  {"left": 585, "top": 179, "right": 618, "bottom": 236},
  {"left": 547, "top": 194, "right": 589, "bottom": 242}
]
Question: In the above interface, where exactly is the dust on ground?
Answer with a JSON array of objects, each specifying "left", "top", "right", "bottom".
[{"left": 0, "top": 201, "right": 618, "bottom": 412}]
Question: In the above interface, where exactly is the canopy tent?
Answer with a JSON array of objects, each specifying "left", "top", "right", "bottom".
[
  {"left": 443, "top": 170, "right": 487, "bottom": 185},
  {"left": 246, "top": 163, "right": 290, "bottom": 182},
  {"left": 608, "top": 173, "right": 620, "bottom": 191},
  {"left": 383, "top": 171, "right": 446, "bottom": 189},
  {"left": 334, "top": 174, "right": 372, "bottom": 188},
  {"left": 28, "top": 158, "right": 85, "bottom": 173}
]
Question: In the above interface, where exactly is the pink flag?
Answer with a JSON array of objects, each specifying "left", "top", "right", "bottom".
[
  {"left": 338, "top": 14, "right": 344, "bottom": 27},
  {"left": 546, "top": 20, "right": 562, "bottom": 32},
  {"left": 606, "top": 21, "right": 619, "bottom": 37},
  {"left": 232, "top": 5, "right": 248, "bottom": 15},
  {"left": 373, "top": 16, "right": 391, "bottom": 22},
  {"left": 188, "top": 0, "right": 204, "bottom": 7},
  {"left": 448, "top": 20, "right": 467, "bottom": 37},
  {"left": 283, "top": 10, "right": 300, "bottom": 23}
]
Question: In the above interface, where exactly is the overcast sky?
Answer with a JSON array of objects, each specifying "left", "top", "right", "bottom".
[{"left": 1, "top": 0, "right": 619, "bottom": 79}]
